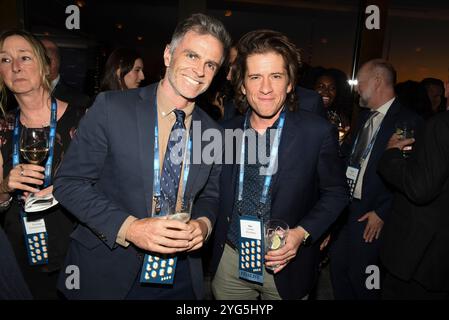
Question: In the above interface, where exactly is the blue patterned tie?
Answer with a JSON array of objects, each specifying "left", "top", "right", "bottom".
[{"left": 161, "top": 109, "right": 186, "bottom": 210}]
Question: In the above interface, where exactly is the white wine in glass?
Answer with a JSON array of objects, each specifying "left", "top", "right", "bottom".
[{"left": 20, "top": 127, "right": 49, "bottom": 165}]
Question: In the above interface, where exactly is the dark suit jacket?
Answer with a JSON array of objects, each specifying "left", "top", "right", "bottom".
[
  {"left": 209, "top": 109, "right": 349, "bottom": 299},
  {"left": 52, "top": 79, "right": 91, "bottom": 109},
  {"left": 0, "top": 227, "right": 32, "bottom": 300},
  {"left": 342, "top": 99, "right": 423, "bottom": 221},
  {"left": 53, "top": 84, "right": 222, "bottom": 299},
  {"left": 378, "top": 111, "right": 449, "bottom": 291},
  {"left": 296, "top": 86, "right": 326, "bottom": 118}
]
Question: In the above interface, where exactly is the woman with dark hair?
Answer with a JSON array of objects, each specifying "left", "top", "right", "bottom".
[
  {"left": 421, "top": 78, "right": 446, "bottom": 114},
  {"left": 100, "top": 48, "right": 144, "bottom": 91},
  {"left": 0, "top": 30, "right": 85, "bottom": 299},
  {"left": 313, "top": 68, "right": 352, "bottom": 143}
]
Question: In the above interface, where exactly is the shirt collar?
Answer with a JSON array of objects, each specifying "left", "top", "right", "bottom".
[
  {"left": 374, "top": 97, "right": 395, "bottom": 116},
  {"left": 246, "top": 107, "right": 283, "bottom": 130},
  {"left": 156, "top": 81, "right": 195, "bottom": 119},
  {"left": 51, "top": 74, "right": 60, "bottom": 90}
]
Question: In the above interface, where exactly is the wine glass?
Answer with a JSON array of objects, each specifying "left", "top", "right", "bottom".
[
  {"left": 328, "top": 110, "right": 350, "bottom": 144},
  {"left": 20, "top": 127, "right": 49, "bottom": 166}
]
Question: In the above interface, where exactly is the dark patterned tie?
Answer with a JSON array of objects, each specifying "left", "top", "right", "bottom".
[
  {"left": 161, "top": 109, "right": 186, "bottom": 210},
  {"left": 351, "top": 110, "right": 379, "bottom": 166}
]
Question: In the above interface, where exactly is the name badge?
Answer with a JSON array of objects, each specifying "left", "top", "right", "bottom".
[
  {"left": 346, "top": 166, "right": 360, "bottom": 200},
  {"left": 238, "top": 216, "right": 264, "bottom": 284},
  {"left": 21, "top": 213, "right": 49, "bottom": 266},
  {"left": 140, "top": 254, "right": 177, "bottom": 285}
]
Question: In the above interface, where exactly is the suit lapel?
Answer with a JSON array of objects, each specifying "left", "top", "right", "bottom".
[
  {"left": 365, "top": 99, "right": 401, "bottom": 174},
  {"left": 230, "top": 117, "right": 245, "bottom": 200},
  {"left": 184, "top": 107, "right": 205, "bottom": 198},
  {"left": 218, "top": 116, "right": 244, "bottom": 216},
  {"left": 136, "top": 84, "right": 158, "bottom": 216},
  {"left": 271, "top": 111, "right": 297, "bottom": 195}
]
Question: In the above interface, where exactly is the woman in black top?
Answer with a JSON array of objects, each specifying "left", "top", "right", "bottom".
[{"left": 0, "top": 30, "right": 85, "bottom": 299}]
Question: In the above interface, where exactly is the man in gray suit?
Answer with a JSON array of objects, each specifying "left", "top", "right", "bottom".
[{"left": 53, "top": 13, "right": 231, "bottom": 299}]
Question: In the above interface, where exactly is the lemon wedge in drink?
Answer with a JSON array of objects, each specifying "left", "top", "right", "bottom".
[{"left": 270, "top": 234, "right": 282, "bottom": 250}]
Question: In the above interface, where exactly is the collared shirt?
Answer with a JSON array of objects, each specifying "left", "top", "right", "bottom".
[
  {"left": 226, "top": 115, "right": 280, "bottom": 248},
  {"left": 116, "top": 82, "right": 211, "bottom": 247},
  {"left": 156, "top": 82, "right": 195, "bottom": 165},
  {"left": 353, "top": 97, "right": 395, "bottom": 200}
]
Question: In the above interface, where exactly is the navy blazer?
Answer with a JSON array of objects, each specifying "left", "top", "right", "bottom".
[
  {"left": 209, "top": 109, "right": 349, "bottom": 299},
  {"left": 53, "top": 84, "right": 222, "bottom": 299},
  {"left": 343, "top": 99, "right": 423, "bottom": 221},
  {"left": 296, "top": 86, "right": 326, "bottom": 118}
]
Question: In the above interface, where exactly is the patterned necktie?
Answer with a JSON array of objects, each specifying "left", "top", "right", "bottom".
[
  {"left": 161, "top": 109, "right": 186, "bottom": 210},
  {"left": 351, "top": 110, "right": 379, "bottom": 166}
]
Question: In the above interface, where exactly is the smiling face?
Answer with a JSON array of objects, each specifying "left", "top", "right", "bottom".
[
  {"left": 0, "top": 35, "right": 47, "bottom": 95},
  {"left": 123, "top": 58, "right": 145, "bottom": 89},
  {"left": 241, "top": 51, "right": 292, "bottom": 120},
  {"left": 315, "top": 75, "right": 337, "bottom": 108},
  {"left": 162, "top": 30, "right": 224, "bottom": 106}
]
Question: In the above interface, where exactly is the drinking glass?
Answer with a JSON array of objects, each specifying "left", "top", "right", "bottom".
[
  {"left": 395, "top": 121, "right": 414, "bottom": 157},
  {"left": 167, "top": 196, "right": 194, "bottom": 223},
  {"left": 20, "top": 127, "right": 49, "bottom": 165},
  {"left": 264, "top": 219, "right": 289, "bottom": 270}
]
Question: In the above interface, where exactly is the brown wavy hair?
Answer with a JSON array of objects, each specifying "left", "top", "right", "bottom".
[{"left": 232, "top": 29, "right": 301, "bottom": 114}]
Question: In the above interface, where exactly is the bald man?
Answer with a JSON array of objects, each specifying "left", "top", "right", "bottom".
[{"left": 329, "top": 59, "right": 423, "bottom": 300}]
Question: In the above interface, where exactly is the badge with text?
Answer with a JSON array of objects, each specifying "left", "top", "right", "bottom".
[
  {"left": 140, "top": 254, "right": 178, "bottom": 284},
  {"left": 21, "top": 213, "right": 49, "bottom": 266},
  {"left": 346, "top": 165, "right": 360, "bottom": 200},
  {"left": 238, "top": 215, "right": 264, "bottom": 284}
]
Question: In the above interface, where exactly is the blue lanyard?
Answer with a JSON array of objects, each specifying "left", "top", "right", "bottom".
[
  {"left": 237, "top": 109, "right": 286, "bottom": 206},
  {"left": 350, "top": 116, "right": 382, "bottom": 166},
  {"left": 12, "top": 97, "right": 58, "bottom": 188},
  {"left": 152, "top": 103, "right": 191, "bottom": 214}
]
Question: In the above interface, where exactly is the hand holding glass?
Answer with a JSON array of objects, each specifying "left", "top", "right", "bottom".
[
  {"left": 20, "top": 127, "right": 56, "bottom": 212},
  {"left": 395, "top": 122, "right": 414, "bottom": 157},
  {"left": 264, "top": 219, "right": 289, "bottom": 271}
]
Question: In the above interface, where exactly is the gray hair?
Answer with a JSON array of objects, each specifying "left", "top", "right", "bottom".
[
  {"left": 168, "top": 13, "right": 231, "bottom": 65},
  {"left": 364, "top": 59, "right": 397, "bottom": 86}
]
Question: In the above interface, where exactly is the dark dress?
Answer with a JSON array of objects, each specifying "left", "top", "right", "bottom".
[{"left": 0, "top": 104, "right": 84, "bottom": 299}]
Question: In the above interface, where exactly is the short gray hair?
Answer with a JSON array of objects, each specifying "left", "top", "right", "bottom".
[
  {"left": 365, "top": 59, "right": 397, "bottom": 86},
  {"left": 169, "top": 13, "right": 231, "bottom": 65}
]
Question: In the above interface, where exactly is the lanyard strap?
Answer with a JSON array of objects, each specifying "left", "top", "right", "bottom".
[
  {"left": 237, "top": 109, "right": 286, "bottom": 207},
  {"left": 350, "top": 120, "right": 382, "bottom": 166},
  {"left": 152, "top": 103, "right": 191, "bottom": 213},
  {"left": 12, "top": 97, "right": 58, "bottom": 188}
]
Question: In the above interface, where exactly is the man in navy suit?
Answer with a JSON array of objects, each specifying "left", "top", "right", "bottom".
[
  {"left": 329, "top": 59, "right": 423, "bottom": 300},
  {"left": 209, "top": 30, "right": 348, "bottom": 300},
  {"left": 53, "top": 14, "right": 231, "bottom": 299}
]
